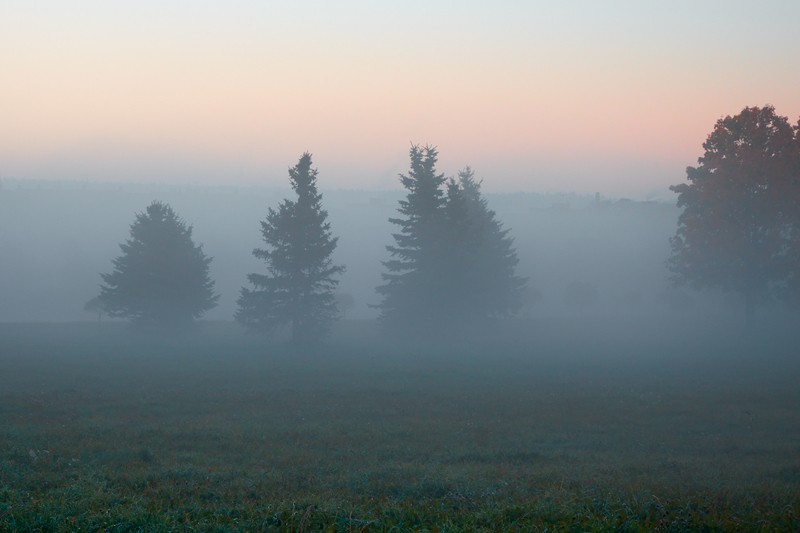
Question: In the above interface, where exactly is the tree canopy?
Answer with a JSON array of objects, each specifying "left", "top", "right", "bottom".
[
  {"left": 669, "top": 105, "right": 800, "bottom": 323},
  {"left": 236, "top": 153, "right": 344, "bottom": 344},
  {"left": 99, "top": 201, "right": 218, "bottom": 327}
]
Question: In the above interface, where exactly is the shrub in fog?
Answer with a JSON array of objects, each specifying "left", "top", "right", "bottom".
[
  {"left": 83, "top": 296, "right": 106, "bottom": 321},
  {"left": 99, "top": 201, "right": 218, "bottom": 327},
  {"left": 236, "top": 153, "right": 344, "bottom": 344}
]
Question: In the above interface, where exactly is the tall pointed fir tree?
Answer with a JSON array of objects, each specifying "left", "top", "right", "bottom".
[
  {"left": 99, "top": 201, "right": 218, "bottom": 328},
  {"left": 236, "top": 153, "right": 344, "bottom": 344},
  {"left": 376, "top": 145, "right": 448, "bottom": 334},
  {"left": 447, "top": 167, "right": 526, "bottom": 322}
]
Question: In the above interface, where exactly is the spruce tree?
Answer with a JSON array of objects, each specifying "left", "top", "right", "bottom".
[
  {"left": 378, "top": 149, "right": 526, "bottom": 336},
  {"left": 100, "top": 201, "right": 218, "bottom": 328},
  {"left": 236, "top": 153, "right": 344, "bottom": 344},
  {"left": 376, "top": 145, "right": 448, "bottom": 334},
  {"left": 440, "top": 176, "right": 476, "bottom": 325},
  {"left": 452, "top": 167, "right": 526, "bottom": 320}
]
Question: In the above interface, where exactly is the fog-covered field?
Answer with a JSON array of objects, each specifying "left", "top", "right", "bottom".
[{"left": 2, "top": 318, "right": 799, "bottom": 530}]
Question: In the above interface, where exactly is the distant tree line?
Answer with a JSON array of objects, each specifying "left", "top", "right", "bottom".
[{"left": 95, "top": 105, "right": 800, "bottom": 341}]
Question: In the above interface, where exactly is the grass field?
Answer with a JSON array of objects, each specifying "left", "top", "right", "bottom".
[{"left": 1, "top": 318, "right": 799, "bottom": 531}]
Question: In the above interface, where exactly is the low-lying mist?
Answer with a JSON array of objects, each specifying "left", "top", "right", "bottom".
[{"left": 0, "top": 179, "right": 792, "bottom": 329}]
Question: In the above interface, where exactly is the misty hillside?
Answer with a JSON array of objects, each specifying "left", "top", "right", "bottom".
[{"left": 0, "top": 179, "right": 716, "bottom": 323}]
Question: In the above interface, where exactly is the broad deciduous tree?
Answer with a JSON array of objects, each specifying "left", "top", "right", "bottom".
[{"left": 669, "top": 105, "right": 800, "bottom": 324}]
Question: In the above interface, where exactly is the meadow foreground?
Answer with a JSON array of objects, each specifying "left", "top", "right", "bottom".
[{"left": 1, "top": 318, "right": 799, "bottom": 531}]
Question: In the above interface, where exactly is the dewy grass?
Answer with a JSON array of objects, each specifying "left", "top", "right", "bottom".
[{"left": 1, "top": 319, "right": 799, "bottom": 530}]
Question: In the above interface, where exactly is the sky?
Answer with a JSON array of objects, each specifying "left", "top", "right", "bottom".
[{"left": 2, "top": 1, "right": 799, "bottom": 198}]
